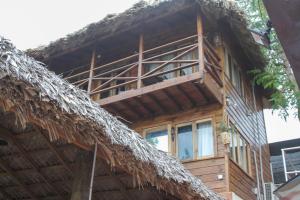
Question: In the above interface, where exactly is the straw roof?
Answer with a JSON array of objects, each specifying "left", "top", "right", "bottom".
[
  {"left": 0, "top": 36, "right": 223, "bottom": 199},
  {"left": 27, "top": 0, "right": 265, "bottom": 68}
]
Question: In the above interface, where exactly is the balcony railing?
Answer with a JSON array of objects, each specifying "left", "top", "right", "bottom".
[{"left": 62, "top": 34, "right": 223, "bottom": 101}]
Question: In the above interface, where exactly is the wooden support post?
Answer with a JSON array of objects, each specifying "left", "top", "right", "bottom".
[
  {"left": 87, "top": 50, "right": 96, "bottom": 95},
  {"left": 137, "top": 34, "right": 144, "bottom": 89},
  {"left": 197, "top": 14, "right": 205, "bottom": 79},
  {"left": 71, "top": 150, "right": 94, "bottom": 200}
]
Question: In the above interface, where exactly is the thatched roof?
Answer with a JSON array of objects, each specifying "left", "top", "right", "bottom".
[
  {"left": 27, "top": 0, "right": 265, "bottom": 68},
  {"left": 0, "top": 36, "right": 223, "bottom": 199}
]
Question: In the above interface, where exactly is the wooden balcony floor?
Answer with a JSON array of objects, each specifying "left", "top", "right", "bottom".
[{"left": 99, "top": 72, "right": 223, "bottom": 122}]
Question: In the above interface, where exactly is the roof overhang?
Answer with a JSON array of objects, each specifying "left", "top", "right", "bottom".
[
  {"left": 263, "top": 0, "right": 300, "bottom": 87},
  {"left": 274, "top": 175, "right": 300, "bottom": 199}
]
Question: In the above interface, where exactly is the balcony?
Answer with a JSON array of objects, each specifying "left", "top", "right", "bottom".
[{"left": 62, "top": 34, "right": 223, "bottom": 122}]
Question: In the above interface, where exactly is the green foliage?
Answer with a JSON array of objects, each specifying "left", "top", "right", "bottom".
[{"left": 237, "top": 0, "right": 300, "bottom": 120}]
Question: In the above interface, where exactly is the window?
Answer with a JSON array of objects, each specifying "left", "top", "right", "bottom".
[
  {"left": 177, "top": 120, "right": 214, "bottom": 161},
  {"left": 229, "top": 124, "right": 250, "bottom": 172},
  {"left": 197, "top": 121, "right": 214, "bottom": 158},
  {"left": 177, "top": 125, "right": 194, "bottom": 160},
  {"left": 225, "top": 50, "right": 243, "bottom": 95},
  {"left": 144, "top": 119, "right": 214, "bottom": 161},
  {"left": 145, "top": 128, "right": 169, "bottom": 152}
]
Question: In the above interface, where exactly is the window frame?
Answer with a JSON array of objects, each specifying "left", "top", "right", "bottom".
[
  {"left": 175, "top": 118, "right": 215, "bottom": 161},
  {"left": 224, "top": 46, "right": 244, "bottom": 97},
  {"left": 143, "top": 125, "right": 172, "bottom": 154},
  {"left": 229, "top": 123, "right": 251, "bottom": 174}
]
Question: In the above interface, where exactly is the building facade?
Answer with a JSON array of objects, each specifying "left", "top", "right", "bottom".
[{"left": 28, "top": 1, "right": 273, "bottom": 199}]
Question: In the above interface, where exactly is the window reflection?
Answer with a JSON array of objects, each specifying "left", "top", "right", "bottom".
[
  {"left": 146, "top": 129, "right": 169, "bottom": 152},
  {"left": 177, "top": 125, "right": 193, "bottom": 160}
]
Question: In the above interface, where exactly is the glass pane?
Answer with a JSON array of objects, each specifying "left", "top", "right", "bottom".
[
  {"left": 178, "top": 125, "right": 193, "bottom": 160},
  {"left": 197, "top": 121, "right": 214, "bottom": 158},
  {"left": 239, "top": 137, "right": 245, "bottom": 168},
  {"left": 233, "top": 130, "right": 239, "bottom": 163},
  {"left": 157, "top": 54, "right": 175, "bottom": 80},
  {"left": 229, "top": 130, "right": 234, "bottom": 159},
  {"left": 146, "top": 129, "right": 168, "bottom": 152},
  {"left": 180, "top": 51, "right": 194, "bottom": 76}
]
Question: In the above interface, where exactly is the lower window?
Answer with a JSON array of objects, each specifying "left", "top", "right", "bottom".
[
  {"left": 177, "top": 120, "right": 214, "bottom": 161},
  {"left": 229, "top": 124, "right": 250, "bottom": 173},
  {"left": 145, "top": 128, "right": 169, "bottom": 152}
]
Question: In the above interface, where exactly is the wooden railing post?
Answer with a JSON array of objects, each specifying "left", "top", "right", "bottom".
[
  {"left": 137, "top": 34, "right": 144, "bottom": 89},
  {"left": 197, "top": 14, "right": 205, "bottom": 78},
  {"left": 87, "top": 50, "right": 96, "bottom": 95}
]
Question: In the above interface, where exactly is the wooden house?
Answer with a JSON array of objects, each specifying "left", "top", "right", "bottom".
[
  {"left": 0, "top": 37, "right": 222, "bottom": 200},
  {"left": 27, "top": 0, "right": 273, "bottom": 199}
]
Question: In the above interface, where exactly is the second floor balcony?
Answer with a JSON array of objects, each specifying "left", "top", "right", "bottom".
[{"left": 62, "top": 34, "right": 223, "bottom": 122}]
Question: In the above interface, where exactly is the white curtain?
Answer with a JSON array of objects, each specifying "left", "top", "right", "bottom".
[{"left": 197, "top": 121, "right": 213, "bottom": 158}]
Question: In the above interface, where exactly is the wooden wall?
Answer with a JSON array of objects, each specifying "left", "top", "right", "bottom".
[
  {"left": 229, "top": 159, "right": 256, "bottom": 200},
  {"left": 224, "top": 71, "right": 272, "bottom": 198},
  {"left": 130, "top": 38, "right": 272, "bottom": 200},
  {"left": 185, "top": 157, "right": 226, "bottom": 194},
  {"left": 132, "top": 104, "right": 227, "bottom": 194}
]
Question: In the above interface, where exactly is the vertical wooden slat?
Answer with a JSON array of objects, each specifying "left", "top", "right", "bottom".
[
  {"left": 87, "top": 50, "right": 96, "bottom": 94},
  {"left": 197, "top": 14, "right": 205, "bottom": 78},
  {"left": 137, "top": 34, "right": 144, "bottom": 89}
]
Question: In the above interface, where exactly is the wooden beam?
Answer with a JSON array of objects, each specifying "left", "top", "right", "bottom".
[
  {"left": 0, "top": 127, "right": 64, "bottom": 200},
  {"left": 197, "top": 14, "right": 205, "bottom": 79},
  {"left": 163, "top": 89, "right": 183, "bottom": 111},
  {"left": 97, "top": 72, "right": 203, "bottom": 106},
  {"left": 148, "top": 93, "right": 167, "bottom": 113},
  {"left": 0, "top": 157, "right": 37, "bottom": 200},
  {"left": 137, "top": 34, "right": 144, "bottom": 89},
  {"left": 203, "top": 73, "right": 223, "bottom": 104},
  {"left": 38, "top": 131, "right": 73, "bottom": 176},
  {"left": 1, "top": 173, "right": 131, "bottom": 191},
  {"left": 87, "top": 50, "right": 96, "bottom": 94},
  {"left": 134, "top": 97, "right": 155, "bottom": 117},
  {"left": 192, "top": 82, "right": 209, "bottom": 103},
  {"left": 0, "top": 163, "right": 74, "bottom": 176},
  {"left": 176, "top": 85, "right": 196, "bottom": 107},
  {"left": 121, "top": 101, "right": 143, "bottom": 119}
]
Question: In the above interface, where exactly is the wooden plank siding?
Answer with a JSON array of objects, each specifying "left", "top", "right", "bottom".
[
  {"left": 229, "top": 159, "right": 256, "bottom": 200},
  {"left": 185, "top": 157, "right": 226, "bottom": 193},
  {"left": 132, "top": 104, "right": 227, "bottom": 194},
  {"left": 224, "top": 73, "right": 272, "bottom": 198}
]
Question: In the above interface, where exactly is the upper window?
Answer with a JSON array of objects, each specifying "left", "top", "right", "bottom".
[
  {"left": 145, "top": 127, "right": 169, "bottom": 152},
  {"left": 229, "top": 124, "right": 250, "bottom": 173},
  {"left": 225, "top": 50, "right": 244, "bottom": 96},
  {"left": 177, "top": 120, "right": 214, "bottom": 161}
]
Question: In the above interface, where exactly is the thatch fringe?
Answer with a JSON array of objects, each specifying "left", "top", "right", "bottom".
[{"left": 27, "top": 0, "right": 265, "bottom": 68}]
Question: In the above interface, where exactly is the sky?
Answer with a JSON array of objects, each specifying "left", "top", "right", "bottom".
[{"left": 1, "top": 0, "right": 299, "bottom": 143}]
